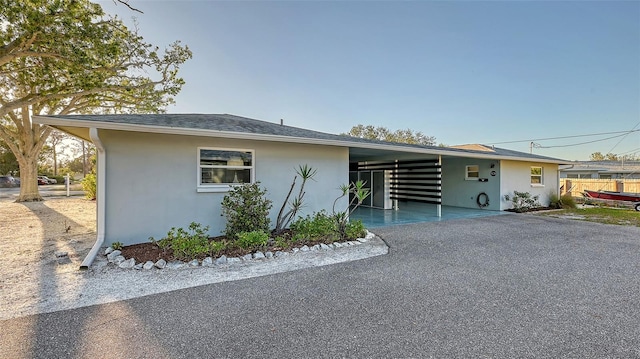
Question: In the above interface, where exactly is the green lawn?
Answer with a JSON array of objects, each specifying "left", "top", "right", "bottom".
[{"left": 538, "top": 207, "right": 640, "bottom": 227}]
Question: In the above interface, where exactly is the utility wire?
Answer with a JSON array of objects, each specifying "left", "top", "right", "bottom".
[
  {"left": 488, "top": 129, "right": 640, "bottom": 145},
  {"left": 606, "top": 120, "right": 640, "bottom": 154},
  {"left": 537, "top": 132, "right": 633, "bottom": 149}
]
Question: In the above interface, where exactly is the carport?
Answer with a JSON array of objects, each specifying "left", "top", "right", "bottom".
[{"left": 347, "top": 145, "right": 505, "bottom": 227}]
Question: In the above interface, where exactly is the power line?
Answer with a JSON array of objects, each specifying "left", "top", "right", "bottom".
[
  {"left": 606, "top": 120, "right": 640, "bottom": 154},
  {"left": 488, "top": 129, "right": 640, "bottom": 145},
  {"left": 537, "top": 132, "right": 633, "bottom": 149}
]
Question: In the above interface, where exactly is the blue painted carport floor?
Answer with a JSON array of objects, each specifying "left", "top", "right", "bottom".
[{"left": 350, "top": 202, "right": 507, "bottom": 228}]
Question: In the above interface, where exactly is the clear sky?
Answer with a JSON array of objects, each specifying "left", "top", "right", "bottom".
[{"left": 99, "top": 0, "right": 639, "bottom": 161}]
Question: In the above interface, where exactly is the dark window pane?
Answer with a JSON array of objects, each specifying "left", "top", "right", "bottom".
[
  {"left": 201, "top": 168, "right": 251, "bottom": 184},
  {"left": 200, "top": 150, "right": 252, "bottom": 166}
]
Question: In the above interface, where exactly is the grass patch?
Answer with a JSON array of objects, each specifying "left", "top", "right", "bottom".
[{"left": 538, "top": 207, "right": 640, "bottom": 227}]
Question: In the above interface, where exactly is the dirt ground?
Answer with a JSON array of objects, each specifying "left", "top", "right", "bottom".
[{"left": 0, "top": 197, "right": 97, "bottom": 319}]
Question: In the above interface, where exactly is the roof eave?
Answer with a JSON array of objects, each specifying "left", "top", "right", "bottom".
[{"left": 32, "top": 115, "right": 569, "bottom": 164}]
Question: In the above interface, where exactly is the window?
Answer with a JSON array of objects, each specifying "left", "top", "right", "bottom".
[
  {"left": 465, "top": 165, "right": 479, "bottom": 180},
  {"left": 198, "top": 148, "right": 254, "bottom": 191},
  {"left": 531, "top": 166, "right": 543, "bottom": 185}
]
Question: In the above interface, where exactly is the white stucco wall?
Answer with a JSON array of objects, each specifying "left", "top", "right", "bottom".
[
  {"left": 500, "top": 160, "right": 559, "bottom": 210},
  {"left": 98, "top": 130, "right": 349, "bottom": 245},
  {"left": 441, "top": 157, "right": 501, "bottom": 210}
]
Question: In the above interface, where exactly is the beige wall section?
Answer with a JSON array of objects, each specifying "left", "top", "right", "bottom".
[
  {"left": 500, "top": 160, "right": 559, "bottom": 210},
  {"left": 99, "top": 130, "right": 349, "bottom": 245}
]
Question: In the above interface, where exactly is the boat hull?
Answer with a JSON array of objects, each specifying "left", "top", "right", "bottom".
[{"left": 584, "top": 190, "right": 640, "bottom": 202}]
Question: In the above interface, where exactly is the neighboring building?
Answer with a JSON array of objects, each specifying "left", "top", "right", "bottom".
[
  {"left": 33, "top": 114, "right": 569, "bottom": 264},
  {"left": 560, "top": 161, "right": 640, "bottom": 179}
]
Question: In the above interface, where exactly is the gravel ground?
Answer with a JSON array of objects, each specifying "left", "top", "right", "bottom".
[
  {"left": 0, "top": 197, "right": 388, "bottom": 320},
  {"left": 0, "top": 198, "right": 97, "bottom": 319}
]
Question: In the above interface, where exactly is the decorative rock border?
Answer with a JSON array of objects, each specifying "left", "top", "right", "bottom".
[{"left": 103, "top": 231, "right": 377, "bottom": 270}]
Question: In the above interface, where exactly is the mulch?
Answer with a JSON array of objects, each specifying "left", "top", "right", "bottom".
[{"left": 120, "top": 231, "right": 344, "bottom": 263}]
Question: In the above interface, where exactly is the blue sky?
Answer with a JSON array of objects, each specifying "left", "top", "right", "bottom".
[{"left": 100, "top": 1, "right": 639, "bottom": 161}]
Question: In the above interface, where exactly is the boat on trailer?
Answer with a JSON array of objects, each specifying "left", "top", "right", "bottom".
[{"left": 583, "top": 189, "right": 640, "bottom": 210}]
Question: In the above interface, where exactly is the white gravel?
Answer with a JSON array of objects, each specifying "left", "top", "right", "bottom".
[{"left": 0, "top": 197, "right": 388, "bottom": 320}]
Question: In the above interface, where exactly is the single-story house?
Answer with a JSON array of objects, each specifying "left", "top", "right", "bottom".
[
  {"left": 560, "top": 161, "right": 640, "bottom": 179},
  {"left": 33, "top": 114, "right": 569, "bottom": 268}
]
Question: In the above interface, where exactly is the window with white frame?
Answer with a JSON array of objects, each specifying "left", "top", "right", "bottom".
[
  {"left": 198, "top": 148, "right": 253, "bottom": 190},
  {"left": 465, "top": 165, "right": 479, "bottom": 180},
  {"left": 531, "top": 166, "right": 543, "bottom": 185}
]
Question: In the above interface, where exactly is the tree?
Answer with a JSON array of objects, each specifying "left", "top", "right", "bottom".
[
  {"left": 589, "top": 152, "right": 620, "bottom": 161},
  {"left": 605, "top": 153, "right": 619, "bottom": 161},
  {"left": 45, "top": 129, "right": 70, "bottom": 176},
  {"left": 344, "top": 125, "right": 436, "bottom": 146},
  {"left": 589, "top": 152, "right": 605, "bottom": 161},
  {"left": 0, "top": 0, "right": 192, "bottom": 201},
  {"left": 0, "top": 140, "right": 19, "bottom": 176}
]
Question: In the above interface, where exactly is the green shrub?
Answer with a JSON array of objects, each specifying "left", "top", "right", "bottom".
[
  {"left": 291, "top": 210, "right": 339, "bottom": 242},
  {"left": 50, "top": 175, "right": 65, "bottom": 184},
  {"left": 150, "top": 222, "right": 211, "bottom": 261},
  {"left": 344, "top": 219, "right": 366, "bottom": 240},
  {"left": 504, "top": 191, "right": 540, "bottom": 212},
  {"left": 274, "top": 236, "right": 291, "bottom": 250},
  {"left": 549, "top": 192, "right": 577, "bottom": 209},
  {"left": 209, "top": 240, "right": 228, "bottom": 256},
  {"left": 81, "top": 173, "right": 97, "bottom": 200},
  {"left": 560, "top": 194, "right": 577, "bottom": 209},
  {"left": 333, "top": 180, "right": 370, "bottom": 240},
  {"left": 221, "top": 182, "right": 272, "bottom": 240},
  {"left": 111, "top": 241, "right": 123, "bottom": 250},
  {"left": 236, "top": 230, "right": 269, "bottom": 250}
]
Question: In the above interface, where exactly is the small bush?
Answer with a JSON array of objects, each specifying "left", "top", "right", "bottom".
[
  {"left": 111, "top": 241, "right": 123, "bottom": 250},
  {"left": 209, "top": 240, "right": 228, "bottom": 256},
  {"left": 274, "top": 236, "right": 291, "bottom": 250},
  {"left": 344, "top": 219, "right": 366, "bottom": 240},
  {"left": 50, "top": 175, "right": 65, "bottom": 184},
  {"left": 549, "top": 192, "right": 577, "bottom": 209},
  {"left": 150, "top": 222, "right": 211, "bottom": 261},
  {"left": 221, "top": 182, "right": 272, "bottom": 240},
  {"left": 81, "top": 173, "right": 97, "bottom": 200},
  {"left": 236, "top": 230, "right": 269, "bottom": 250},
  {"left": 560, "top": 194, "right": 577, "bottom": 209},
  {"left": 504, "top": 191, "right": 540, "bottom": 212},
  {"left": 291, "top": 211, "right": 339, "bottom": 243}
]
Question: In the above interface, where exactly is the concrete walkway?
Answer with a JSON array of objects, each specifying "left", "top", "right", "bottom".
[{"left": 2, "top": 214, "right": 639, "bottom": 358}]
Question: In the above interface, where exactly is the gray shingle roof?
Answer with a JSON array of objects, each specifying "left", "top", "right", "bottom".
[{"left": 43, "top": 113, "right": 568, "bottom": 163}]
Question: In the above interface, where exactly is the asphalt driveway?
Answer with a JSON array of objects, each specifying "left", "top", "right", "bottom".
[{"left": 2, "top": 214, "right": 639, "bottom": 358}]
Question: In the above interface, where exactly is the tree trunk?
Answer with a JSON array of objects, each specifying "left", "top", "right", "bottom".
[
  {"left": 16, "top": 155, "right": 42, "bottom": 202},
  {"left": 82, "top": 141, "right": 87, "bottom": 177},
  {"left": 53, "top": 148, "right": 58, "bottom": 176},
  {"left": 0, "top": 108, "right": 51, "bottom": 202}
]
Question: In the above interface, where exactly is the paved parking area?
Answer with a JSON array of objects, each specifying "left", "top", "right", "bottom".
[{"left": 2, "top": 214, "right": 639, "bottom": 358}]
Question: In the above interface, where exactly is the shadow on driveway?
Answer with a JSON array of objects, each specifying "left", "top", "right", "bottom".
[{"left": 2, "top": 214, "right": 639, "bottom": 358}]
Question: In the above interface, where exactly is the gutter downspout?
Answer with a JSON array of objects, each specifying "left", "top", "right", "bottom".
[{"left": 80, "top": 128, "right": 106, "bottom": 270}]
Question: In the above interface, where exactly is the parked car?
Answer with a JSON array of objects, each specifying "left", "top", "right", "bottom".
[
  {"left": 37, "top": 175, "right": 54, "bottom": 185},
  {"left": 0, "top": 176, "right": 19, "bottom": 188}
]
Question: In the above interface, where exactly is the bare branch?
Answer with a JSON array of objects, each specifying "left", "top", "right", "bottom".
[{"left": 114, "top": 0, "right": 143, "bottom": 13}]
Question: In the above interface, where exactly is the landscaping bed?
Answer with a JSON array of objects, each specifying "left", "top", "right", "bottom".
[{"left": 120, "top": 229, "right": 363, "bottom": 264}]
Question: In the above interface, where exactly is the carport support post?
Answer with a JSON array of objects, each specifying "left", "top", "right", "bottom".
[{"left": 437, "top": 155, "right": 442, "bottom": 217}]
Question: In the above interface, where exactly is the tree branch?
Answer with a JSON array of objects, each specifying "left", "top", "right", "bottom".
[{"left": 114, "top": 0, "right": 143, "bottom": 13}]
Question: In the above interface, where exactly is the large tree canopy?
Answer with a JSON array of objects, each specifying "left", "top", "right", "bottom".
[
  {"left": 0, "top": 0, "right": 192, "bottom": 201},
  {"left": 344, "top": 124, "right": 437, "bottom": 146}
]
